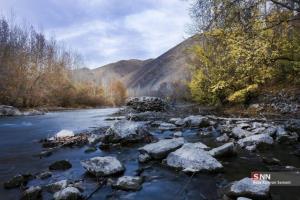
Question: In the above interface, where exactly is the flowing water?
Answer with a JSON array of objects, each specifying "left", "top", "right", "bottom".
[{"left": 0, "top": 108, "right": 299, "bottom": 200}]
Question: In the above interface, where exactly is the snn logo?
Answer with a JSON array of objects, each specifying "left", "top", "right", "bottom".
[{"left": 251, "top": 172, "right": 271, "bottom": 181}]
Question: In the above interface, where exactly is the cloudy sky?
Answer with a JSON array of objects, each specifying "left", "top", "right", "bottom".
[{"left": 0, "top": 0, "right": 191, "bottom": 68}]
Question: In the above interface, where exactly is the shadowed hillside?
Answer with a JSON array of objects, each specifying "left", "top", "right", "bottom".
[{"left": 74, "top": 34, "right": 202, "bottom": 99}]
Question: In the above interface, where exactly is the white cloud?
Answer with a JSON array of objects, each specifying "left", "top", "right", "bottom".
[{"left": 44, "top": 0, "right": 191, "bottom": 68}]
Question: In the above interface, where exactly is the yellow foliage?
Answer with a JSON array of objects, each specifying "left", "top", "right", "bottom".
[{"left": 189, "top": 9, "right": 300, "bottom": 105}]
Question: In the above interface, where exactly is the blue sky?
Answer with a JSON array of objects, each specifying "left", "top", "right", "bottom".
[{"left": 0, "top": 0, "right": 191, "bottom": 68}]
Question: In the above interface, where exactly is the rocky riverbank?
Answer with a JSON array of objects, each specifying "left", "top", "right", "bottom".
[
  {"left": 0, "top": 105, "right": 45, "bottom": 117},
  {"left": 2, "top": 97, "right": 300, "bottom": 200}
]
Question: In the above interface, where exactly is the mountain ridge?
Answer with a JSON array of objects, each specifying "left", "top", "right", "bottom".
[{"left": 73, "top": 34, "right": 202, "bottom": 97}]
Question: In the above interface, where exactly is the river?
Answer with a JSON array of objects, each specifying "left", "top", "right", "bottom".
[{"left": 0, "top": 108, "right": 299, "bottom": 200}]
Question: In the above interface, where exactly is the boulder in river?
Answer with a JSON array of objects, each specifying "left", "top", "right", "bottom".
[
  {"left": 285, "top": 119, "right": 300, "bottom": 133},
  {"left": 37, "top": 171, "right": 52, "bottom": 180},
  {"left": 0, "top": 105, "right": 22, "bottom": 116},
  {"left": 55, "top": 130, "right": 75, "bottom": 138},
  {"left": 87, "top": 134, "right": 103, "bottom": 145},
  {"left": 23, "top": 109, "right": 45, "bottom": 116},
  {"left": 113, "top": 176, "right": 143, "bottom": 191},
  {"left": 81, "top": 156, "right": 125, "bottom": 177},
  {"left": 166, "top": 143, "right": 223, "bottom": 172},
  {"left": 126, "top": 96, "right": 168, "bottom": 112},
  {"left": 183, "top": 115, "right": 210, "bottom": 127},
  {"left": 49, "top": 160, "right": 72, "bottom": 171},
  {"left": 277, "top": 132, "right": 298, "bottom": 144},
  {"left": 22, "top": 186, "right": 42, "bottom": 200},
  {"left": 53, "top": 186, "right": 82, "bottom": 200},
  {"left": 158, "top": 122, "right": 177, "bottom": 130},
  {"left": 226, "top": 177, "right": 270, "bottom": 199},
  {"left": 216, "top": 134, "right": 230, "bottom": 142},
  {"left": 237, "top": 134, "right": 274, "bottom": 148},
  {"left": 3, "top": 174, "right": 32, "bottom": 189},
  {"left": 209, "top": 142, "right": 236, "bottom": 157},
  {"left": 138, "top": 138, "right": 185, "bottom": 159},
  {"left": 138, "top": 153, "right": 151, "bottom": 163},
  {"left": 103, "top": 120, "right": 151, "bottom": 144},
  {"left": 45, "top": 180, "right": 69, "bottom": 193},
  {"left": 237, "top": 197, "right": 253, "bottom": 200},
  {"left": 127, "top": 111, "right": 164, "bottom": 121},
  {"left": 173, "top": 131, "right": 183, "bottom": 137},
  {"left": 231, "top": 127, "right": 253, "bottom": 139}
]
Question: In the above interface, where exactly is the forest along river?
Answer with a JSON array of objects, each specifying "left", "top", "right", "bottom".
[{"left": 0, "top": 108, "right": 299, "bottom": 200}]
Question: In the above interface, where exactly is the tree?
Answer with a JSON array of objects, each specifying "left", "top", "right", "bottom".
[
  {"left": 109, "top": 81, "right": 127, "bottom": 106},
  {"left": 189, "top": 0, "right": 300, "bottom": 105}
]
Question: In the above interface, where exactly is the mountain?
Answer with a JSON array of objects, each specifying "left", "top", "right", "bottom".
[{"left": 73, "top": 34, "right": 202, "bottom": 98}]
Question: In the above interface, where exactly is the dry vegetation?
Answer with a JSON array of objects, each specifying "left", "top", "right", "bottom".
[{"left": 0, "top": 16, "right": 127, "bottom": 108}]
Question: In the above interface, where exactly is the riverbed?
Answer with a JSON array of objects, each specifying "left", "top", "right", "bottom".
[{"left": 0, "top": 108, "right": 299, "bottom": 200}]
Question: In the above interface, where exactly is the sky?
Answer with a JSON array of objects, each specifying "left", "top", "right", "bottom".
[{"left": 0, "top": 0, "right": 192, "bottom": 68}]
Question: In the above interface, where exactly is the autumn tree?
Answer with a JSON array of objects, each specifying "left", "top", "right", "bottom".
[
  {"left": 108, "top": 81, "right": 127, "bottom": 106},
  {"left": 0, "top": 15, "right": 106, "bottom": 108},
  {"left": 189, "top": 0, "right": 300, "bottom": 105}
]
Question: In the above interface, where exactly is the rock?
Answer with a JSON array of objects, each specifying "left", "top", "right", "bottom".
[
  {"left": 169, "top": 118, "right": 181, "bottom": 124},
  {"left": 45, "top": 180, "right": 69, "bottom": 193},
  {"left": 84, "top": 147, "right": 97, "bottom": 153},
  {"left": 81, "top": 156, "right": 124, "bottom": 176},
  {"left": 237, "top": 134, "right": 274, "bottom": 148},
  {"left": 175, "top": 119, "right": 185, "bottom": 126},
  {"left": 237, "top": 123, "right": 251, "bottom": 129},
  {"left": 166, "top": 143, "right": 223, "bottom": 172},
  {"left": 23, "top": 109, "right": 45, "bottom": 116},
  {"left": 113, "top": 176, "right": 143, "bottom": 191},
  {"left": 87, "top": 134, "right": 103, "bottom": 145},
  {"left": 138, "top": 153, "right": 151, "bottom": 163},
  {"left": 53, "top": 187, "right": 82, "bottom": 200},
  {"left": 245, "top": 145, "right": 257, "bottom": 152},
  {"left": 277, "top": 132, "right": 298, "bottom": 144},
  {"left": 49, "top": 160, "right": 72, "bottom": 171},
  {"left": 227, "top": 177, "right": 270, "bottom": 199},
  {"left": 183, "top": 115, "right": 210, "bottom": 127},
  {"left": 209, "top": 142, "right": 236, "bottom": 157},
  {"left": 139, "top": 138, "right": 185, "bottom": 159},
  {"left": 127, "top": 111, "right": 163, "bottom": 121},
  {"left": 3, "top": 175, "right": 29, "bottom": 189},
  {"left": 262, "top": 127, "right": 277, "bottom": 136},
  {"left": 252, "top": 122, "right": 262, "bottom": 129},
  {"left": 232, "top": 127, "right": 253, "bottom": 139},
  {"left": 249, "top": 103, "right": 261, "bottom": 109},
  {"left": 105, "top": 116, "right": 125, "bottom": 121},
  {"left": 0, "top": 105, "right": 22, "bottom": 116},
  {"left": 237, "top": 197, "right": 252, "bottom": 200},
  {"left": 98, "top": 142, "right": 110, "bottom": 150},
  {"left": 158, "top": 122, "right": 177, "bottom": 130},
  {"left": 126, "top": 96, "right": 168, "bottom": 112},
  {"left": 69, "top": 180, "right": 84, "bottom": 192},
  {"left": 38, "top": 150, "right": 53, "bottom": 158},
  {"left": 22, "top": 186, "right": 42, "bottom": 200},
  {"left": 42, "top": 134, "right": 88, "bottom": 148},
  {"left": 216, "top": 134, "right": 230, "bottom": 142},
  {"left": 250, "top": 127, "right": 266, "bottom": 135},
  {"left": 262, "top": 157, "right": 281, "bottom": 165},
  {"left": 103, "top": 120, "right": 150, "bottom": 144},
  {"left": 173, "top": 131, "right": 183, "bottom": 137},
  {"left": 276, "top": 126, "right": 288, "bottom": 138},
  {"left": 285, "top": 119, "right": 300, "bottom": 133},
  {"left": 37, "top": 171, "right": 52, "bottom": 179},
  {"left": 55, "top": 130, "right": 75, "bottom": 138}
]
